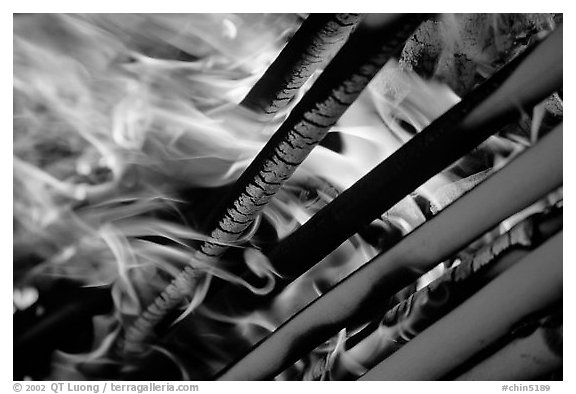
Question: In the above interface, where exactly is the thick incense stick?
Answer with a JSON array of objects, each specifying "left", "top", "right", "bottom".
[
  {"left": 216, "top": 124, "right": 562, "bottom": 380},
  {"left": 266, "top": 25, "right": 562, "bottom": 279},
  {"left": 241, "top": 14, "right": 361, "bottom": 116},
  {"left": 206, "top": 25, "right": 563, "bottom": 314},
  {"left": 360, "top": 233, "right": 562, "bottom": 380},
  {"left": 201, "top": 14, "right": 427, "bottom": 260},
  {"left": 122, "top": 14, "right": 426, "bottom": 354}
]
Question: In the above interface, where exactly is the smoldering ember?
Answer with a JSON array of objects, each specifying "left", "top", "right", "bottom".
[{"left": 13, "top": 13, "right": 562, "bottom": 381}]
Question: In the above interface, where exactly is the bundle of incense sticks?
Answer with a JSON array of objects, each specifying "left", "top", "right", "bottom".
[
  {"left": 320, "top": 205, "right": 561, "bottom": 380},
  {"left": 360, "top": 232, "right": 562, "bottom": 380}
]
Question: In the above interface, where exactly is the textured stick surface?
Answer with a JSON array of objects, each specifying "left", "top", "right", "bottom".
[
  {"left": 201, "top": 14, "right": 427, "bottom": 260},
  {"left": 241, "top": 14, "right": 361, "bottom": 116},
  {"left": 216, "top": 125, "right": 562, "bottom": 380},
  {"left": 265, "top": 25, "right": 562, "bottom": 278},
  {"left": 122, "top": 266, "right": 203, "bottom": 353},
  {"left": 206, "top": 25, "right": 563, "bottom": 315},
  {"left": 360, "top": 233, "right": 562, "bottom": 380},
  {"left": 122, "top": 14, "right": 426, "bottom": 354}
]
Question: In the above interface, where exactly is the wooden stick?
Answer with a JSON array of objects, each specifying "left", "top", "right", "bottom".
[
  {"left": 454, "top": 311, "right": 562, "bottom": 381},
  {"left": 121, "top": 14, "right": 426, "bottom": 354},
  {"left": 215, "top": 124, "right": 563, "bottom": 380},
  {"left": 265, "top": 25, "right": 563, "bottom": 279},
  {"left": 241, "top": 14, "right": 361, "bottom": 116},
  {"left": 360, "top": 232, "right": 562, "bottom": 380}
]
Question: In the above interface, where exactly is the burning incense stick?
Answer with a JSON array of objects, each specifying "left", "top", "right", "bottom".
[
  {"left": 216, "top": 124, "right": 562, "bottom": 380},
  {"left": 201, "top": 14, "right": 427, "bottom": 261},
  {"left": 14, "top": 14, "right": 563, "bottom": 381},
  {"left": 360, "top": 233, "right": 562, "bottom": 380},
  {"left": 205, "top": 25, "right": 563, "bottom": 315},
  {"left": 241, "top": 14, "right": 361, "bottom": 116},
  {"left": 266, "top": 25, "right": 562, "bottom": 279},
  {"left": 122, "top": 14, "right": 427, "bottom": 354}
]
